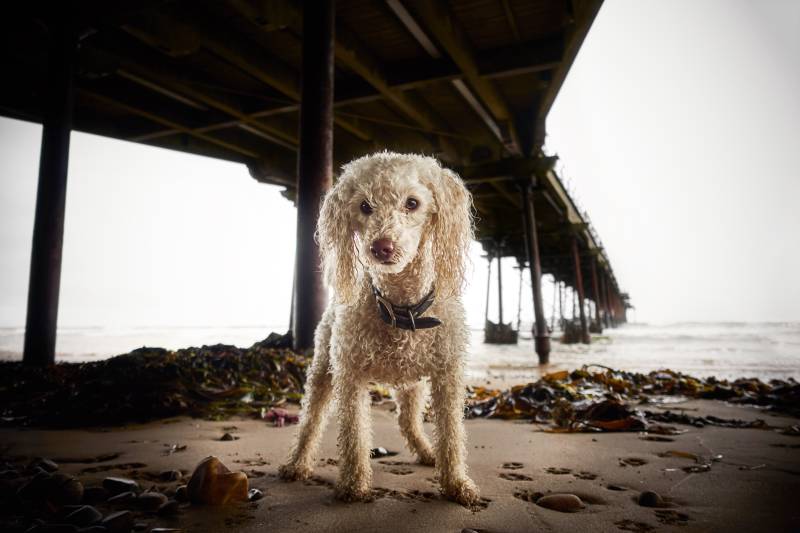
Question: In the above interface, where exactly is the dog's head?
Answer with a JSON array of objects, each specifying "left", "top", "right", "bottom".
[{"left": 317, "top": 152, "right": 474, "bottom": 304}]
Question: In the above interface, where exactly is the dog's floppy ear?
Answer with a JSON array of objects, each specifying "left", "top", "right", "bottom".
[
  {"left": 428, "top": 166, "right": 475, "bottom": 298},
  {"left": 316, "top": 181, "right": 359, "bottom": 304}
]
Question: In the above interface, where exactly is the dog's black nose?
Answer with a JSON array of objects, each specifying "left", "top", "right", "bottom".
[{"left": 370, "top": 238, "right": 395, "bottom": 261}]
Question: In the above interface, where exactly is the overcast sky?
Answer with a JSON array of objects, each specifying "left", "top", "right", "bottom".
[{"left": 1, "top": 0, "right": 799, "bottom": 330}]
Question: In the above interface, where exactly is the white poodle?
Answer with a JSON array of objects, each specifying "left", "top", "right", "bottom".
[{"left": 278, "top": 151, "right": 479, "bottom": 506}]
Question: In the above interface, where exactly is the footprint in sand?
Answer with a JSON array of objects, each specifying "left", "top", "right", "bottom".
[
  {"left": 499, "top": 472, "right": 533, "bottom": 481},
  {"left": 614, "top": 519, "right": 655, "bottom": 532},
  {"left": 388, "top": 468, "right": 414, "bottom": 475},
  {"left": 619, "top": 457, "right": 648, "bottom": 467},
  {"left": 378, "top": 460, "right": 414, "bottom": 466},
  {"left": 545, "top": 467, "right": 572, "bottom": 475},
  {"left": 501, "top": 462, "right": 524, "bottom": 470},
  {"left": 655, "top": 509, "right": 690, "bottom": 525},
  {"left": 574, "top": 471, "right": 598, "bottom": 480}
]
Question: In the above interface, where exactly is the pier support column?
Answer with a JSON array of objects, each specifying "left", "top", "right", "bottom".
[
  {"left": 590, "top": 255, "right": 602, "bottom": 334},
  {"left": 520, "top": 182, "right": 550, "bottom": 363},
  {"left": 292, "top": 0, "right": 334, "bottom": 352},
  {"left": 571, "top": 236, "right": 590, "bottom": 344},
  {"left": 496, "top": 248, "right": 504, "bottom": 325},
  {"left": 23, "top": 21, "right": 77, "bottom": 366},
  {"left": 600, "top": 271, "right": 610, "bottom": 328},
  {"left": 483, "top": 254, "right": 492, "bottom": 326}
]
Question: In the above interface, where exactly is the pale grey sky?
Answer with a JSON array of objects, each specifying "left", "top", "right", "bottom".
[{"left": 1, "top": 0, "right": 799, "bottom": 330}]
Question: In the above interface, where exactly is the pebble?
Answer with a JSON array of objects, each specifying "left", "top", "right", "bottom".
[
  {"left": 77, "top": 527, "right": 107, "bottom": 533},
  {"left": 64, "top": 505, "right": 102, "bottom": 526},
  {"left": 30, "top": 458, "right": 60, "bottom": 473},
  {"left": 133, "top": 522, "right": 148, "bottom": 531},
  {"left": 107, "top": 491, "right": 137, "bottom": 504},
  {"left": 101, "top": 510, "right": 134, "bottom": 532},
  {"left": 0, "top": 468, "right": 21, "bottom": 479},
  {"left": 136, "top": 491, "right": 168, "bottom": 511},
  {"left": 638, "top": 490, "right": 665, "bottom": 508},
  {"left": 157, "top": 499, "right": 180, "bottom": 516},
  {"left": 536, "top": 493, "right": 586, "bottom": 513},
  {"left": 49, "top": 473, "right": 84, "bottom": 506},
  {"left": 103, "top": 477, "right": 140, "bottom": 495},
  {"left": 17, "top": 471, "right": 52, "bottom": 501},
  {"left": 159, "top": 470, "right": 182, "bottom": 482},
  {"left": 248, "top": 488, "right": 263, "bottom": 501},
  {"left": 187, "top": 456, "right": 248, "bottom": 505},
  {"left": 150, "top": 529, "right": 183, "bottom": 532},
  {"left": 82, "top": 486, "right": 109, "bottom": 504},
  {"left": 26, "top": 524, "right": 79, "bottom": 533},
  {"left": 174, "top": 485, "right": 188, "bottom": 503},
  {"left": 369, "top": 447, "right": 398, "bottom": 458},
  {"left": 220, "top": 433, "right": 236, "bottom": 441}
]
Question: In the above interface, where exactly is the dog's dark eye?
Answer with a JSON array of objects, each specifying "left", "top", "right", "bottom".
[
  {"left": 405, "top": 197, "right": 419, "bottom": 210},
  {"left": 360, "top": 200, "right": 373, "bottom": 215}
]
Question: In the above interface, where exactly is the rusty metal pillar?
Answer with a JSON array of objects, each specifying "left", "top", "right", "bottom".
[
  {"left": 483, "top": 254, "right": 492, "bottom": 326},
  {"left": 571, "top": 236, "right": 590, "bottom": 344},
  {"left": 496, "top": 248, "right": 503, "bottom": 325},
  {"left": 590, "top": 255, "right": 602, "bottom": 334},
  {"left": 23, "top": 21, "right": 76, "bottom": 366},
  {"left": 292, "top": 0, "right": 335, "bottom": 352},
  {"left": 520, "top": 182, "right": 550, "bottom": 363}
]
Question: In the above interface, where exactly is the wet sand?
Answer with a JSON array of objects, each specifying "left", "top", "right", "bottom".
[{"left": 3, "top": 400, "right": 798, "bottom": 532}]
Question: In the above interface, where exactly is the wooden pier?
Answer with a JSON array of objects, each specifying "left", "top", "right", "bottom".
[{"left": 0, "top": 0, "right": 629, "bottom": 364}]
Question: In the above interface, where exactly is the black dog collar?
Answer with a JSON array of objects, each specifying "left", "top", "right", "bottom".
[{"left": 371, "top": 285, "right": 442, "bottom": 331}]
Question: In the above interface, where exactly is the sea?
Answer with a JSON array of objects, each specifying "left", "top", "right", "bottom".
[{"left": 1, "top": 322, "right": 798, "bottom": 383}]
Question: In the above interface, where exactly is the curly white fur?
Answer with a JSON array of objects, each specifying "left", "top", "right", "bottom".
[{"left": 278, "top": 152, "right": 479, "bottom": 506}]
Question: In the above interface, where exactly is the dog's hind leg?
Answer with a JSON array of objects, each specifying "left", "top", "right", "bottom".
[
  {"left": 278, "top": 310, "right": 335, "bottom": 481},
  {"left": 395, "top": 381, "right": 435, "bottom": 466}
]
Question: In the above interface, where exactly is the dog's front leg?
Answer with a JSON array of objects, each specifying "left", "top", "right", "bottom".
[
  {"left": 431, "top": 369, "right": 480, "bottom": 507},
  {"left": 333, "top": 375, "right": 373, "bottom": 501}
]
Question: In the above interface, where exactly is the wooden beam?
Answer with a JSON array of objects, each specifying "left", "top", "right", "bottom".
[{"left": 404, "top": 0, "right": 522, "bottom": 155}]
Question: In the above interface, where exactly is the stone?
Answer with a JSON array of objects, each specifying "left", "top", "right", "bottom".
[
  {"left": 159, "top": 470, "right": 182, "bottom": 482},
  {"left": 186, "top": 456, "right": 248, "bottom": 505},
  {"left": 82, "top": 486, "right": 109, "bottom": 504},
  {"left": 102, "top": 478, "right": 139, "bottom": 496},
  {"left": 136, "top": 491, "right": 168, "bottom": 511},
  {"left": 49, "top": 474, "right": 84, "bottom": 506},
  {"left": 536, "top": 493, "right": 586, "bottom": 513},
  {"left": 30, "top": 458, "right": 59, "bottom": 473},
  {"left": 101, "top": 510, "right": 134, "bottom": 532},
  {"left": 638, "top": 490, "right": 665, "bottom": 508},
  {"left": 133, "top": 523, "right": 148, "bottom": 531},
  {"left": 64, "top": 505, "right": 102, "bottom": 526},
  {"left": 26, "top": 524, "right": 79, "bottom": 533},
  {"left": 247, "top": 488, "right": 263, "bottom": 501},
  {"left": 219, "top": 433, "right": 235, "bottom": 441},
  {"left": 77, "top": 527, "right": 107, "bottom": 533},
  {"left": 173, "top": 485, "right": 188, "bottom": 502},
  {"left": 107, "top": 491, "right": 136, "bottom": 504},
  {"left": 17, "top": 471, "right": 52, "bottom": 502},
  {"left": 157, "top": 499, "right": 180, "bottom": 516}
]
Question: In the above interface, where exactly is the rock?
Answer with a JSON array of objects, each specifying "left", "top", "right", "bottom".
[
  {"left": 77, "top": 527, "right": 107, "bottom": 533},
  {"left": 157, "top": 499, "right": 180, "bottom": 516},
  {"left": 247, "top": 488, "right": 263, "bottom": 501},
  {"left": 219, "top": 433, "right": 236, "bottom": 441},
  {"left": 82, "top": 486, "right": 109, "bottom": 504},
  {"left": 132, "top": 523, "right": 148, "bottom": 531},
  {"left": 638, "top": 490, "right": 665, "bottom": 508},
  {"left": 536, "top": 493, "right": 586, "bottom": 513},
  {"left": 1, "top": 468, "right": 21, "bottom": 479},
  {"left": 17, "top": 471, "right": 52, "bottom": 502},
  {"left": 136, "top": 491, "right": 168, "bottom": 511},
  {"left": 107, "top": 491, "right": 136, "bottom": 504},
  {"left": 49, "top": 474, "right": 84, "bottom": 506},
  {"left": 64, "top": 505, "right": 102, "bottom": 526},
  {"left": 102, "top": 478, "right": 139, "bottom": 496},
  {"left": 186, "top": 456, "right": 248, "bottom": 505},
  {"left": 101, "top": 510, "right": 134, "bottom": 532},
  {"left": 30, "top": 458, "right": 59, "bottom": 473},
  {"left": 159, "top": 470, "right": 182, "bottom": 482},
  {"left": 25, "top": 524, "right": 79, "bottom": 533},
  {"left": 173, "top": 485, "right": 188, "bottom": 503},
  {"left": 369, "top": 447, "right": 399, "bottom": 458},
  {"left": 150, "top": 529, "right": 183, "bottom": 532}
]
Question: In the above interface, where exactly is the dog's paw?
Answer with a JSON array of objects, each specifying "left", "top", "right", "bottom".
[
  {"left": 278, "top": 462, "right": 313, "bottom": 481},
  {"left": 333, "top": 483, "right": 372, "bottom": 503},
  {"left": 442, "top": 477, "right": 480, "bottom": 507},
  {"left": 416, "top": 449, "right": 436, "bottom": 467}
]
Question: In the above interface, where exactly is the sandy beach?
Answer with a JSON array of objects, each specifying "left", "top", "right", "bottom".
[{"left": 3, "top": 397, "right": 798, "bottom": 532}]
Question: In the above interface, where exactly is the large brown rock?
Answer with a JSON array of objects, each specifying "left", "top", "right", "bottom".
[{"left": 186, "top": 456, "right": 248, "bottom": 505}]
